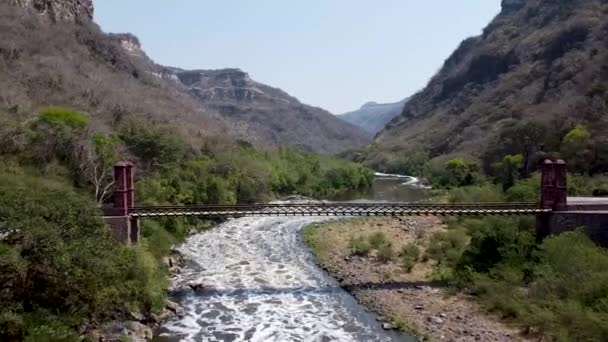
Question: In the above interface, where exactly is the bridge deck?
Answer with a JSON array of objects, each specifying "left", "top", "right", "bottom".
[{"left": 130, "top": 202, "right": 548, "bottom": 218}]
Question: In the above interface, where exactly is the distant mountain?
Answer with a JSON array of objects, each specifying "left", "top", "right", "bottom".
[
  {"left": 168, "top": 68, "right": 372, "bottom": 153},
  {"left": 0, "top": 1, "right": 371, "bottom": 154},
  {"left": 367, "top": 0, "right": 608, "bottom": 172},
  {"left": 105, "top": 34, "right": 372, "bottom": 153},
  {"left": 338, "top": 99, "right": 408, "bottom": 134}
]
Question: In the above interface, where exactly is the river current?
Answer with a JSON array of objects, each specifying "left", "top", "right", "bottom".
[{"left": 158, "top": 175, "right": 428, "bottom": 342}]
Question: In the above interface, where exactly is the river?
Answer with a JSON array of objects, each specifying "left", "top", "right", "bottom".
[{"left": 157, "top": 175, "right": 429, "bottom": 342}]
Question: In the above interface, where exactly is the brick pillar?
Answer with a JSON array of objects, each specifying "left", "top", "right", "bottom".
[
  {"left": 539, "top": 160, "right": 555, "bottom": 210},
  {"left": 536, "top": 160, "right": 555, "bottom": 241},
  {"left": 113, "top": 162, "right": 129, "bottom": 216},
  {"left": 125, "top": 162, "right": 135, "bottom": 209},
  {"left": 103, "top": 162, "right": 136, "bottom": 244},
  {"left": 553, "top": 160, "right": 567, "bottom": 211},
  {"left": 124, "top": 162, "right": 140, "bottom": 243}
]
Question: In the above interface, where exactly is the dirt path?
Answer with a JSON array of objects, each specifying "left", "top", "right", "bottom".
[{"left": 304, "top": 217, "right": 527, "bottom": 342}]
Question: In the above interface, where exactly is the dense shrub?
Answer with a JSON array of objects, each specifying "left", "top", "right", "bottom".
[
  {"left": 368, "top": 232, "right": 389, "bottom": 249},
  {"left": 464, "top": 230, "right": 608, "bottom": 341},
  {"left": 136, "top": 145, "right": 374, "bottom": 205},
  {"left": 349, "top": 236, "right": 371, "bottom": 256},
  {"left": 399, "top": 244, "right": 421, "bottom": 272},
  {"left": 505, "top": 174, "right": 540, "bottom": 202},
  {"left": 425, "top": 158, "right": 482, "bottom": 188},
  {"left": 376, "top": 243, "right": 395, "bottom": 263},
  {"left": 426, "top": 228, "right": 469, "bottom": 268},
  {"left": 447, "top": 184, "right": 504, "bottom": 203},
  {"left": 0, "top": 169, "right": 166, "bottom": 340}
]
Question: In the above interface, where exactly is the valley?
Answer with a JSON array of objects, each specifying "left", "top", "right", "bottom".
[{"left": 1, "top": 0, "right": 608, "bottom": 341}]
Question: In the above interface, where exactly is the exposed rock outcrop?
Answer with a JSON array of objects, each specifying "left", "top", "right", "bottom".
[
  {"left": 10, "top": 0, "right": 93, "bottom": 22},
  {"left": 1, "top": 1, "right": 370, "bottom": 154},
  {"left": 369, "top": 0, "right": 608, "bottom": 171}
]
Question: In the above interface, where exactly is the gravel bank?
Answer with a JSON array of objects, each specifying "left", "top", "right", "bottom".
[{"left": 304, "top": 217, "right": 528, "bottom": 342}]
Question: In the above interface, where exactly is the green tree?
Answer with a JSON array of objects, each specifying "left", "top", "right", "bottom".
[
  {"left": 561, "top": 124, "right": 593, "bottom": 173},
  {"left": 492, "top": 154, "right": 524, "bottom": 190},
  {"left": 0, "top": 170, "right": 165, "bottom": 340},
  {"left": 444, "top": 158, "right": 480, "bottom": 187}
]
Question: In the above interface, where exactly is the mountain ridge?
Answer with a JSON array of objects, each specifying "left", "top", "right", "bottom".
[
  {"left": 367, "top": 0, "right": 608, "bottom": 172},
  {"left": 338, "top": 99, "right": 408, "bottom": 134},
  {"left": 0, "top": 1, "right": 370, "bottom": 154}
]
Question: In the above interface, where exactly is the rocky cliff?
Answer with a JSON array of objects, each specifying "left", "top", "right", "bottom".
[
  {"left": 369, "top": 0, "right": 608, "bottom": 171},
  {"left": 0, "top": 1, "right": 370, "bottom": 154},
  {"left": 10, "top": 0, "right": 93, "bottom": 22},
  {"left": 167, "top": 67, "right": 372, "bottom": 153}
]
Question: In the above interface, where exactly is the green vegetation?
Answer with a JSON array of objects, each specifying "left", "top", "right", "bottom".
[
  {"left": 348, "top": 236, "right": 371, "bottom": 256},
  {"left": 399, "top": 245, "right": 420, "bottom": 272},
  {"left": 376, "top": 243, "right": 395, "bottom": 263},
  {"left": 425, "top": 178, "right": 608, "bottom": 340},
  {"left": 368, "top": 232, "right": 388, "bottom": 249},
  {"left": 135, "top": 144, "right": 373, "bottom": 206},
  {"left": 0, "top": 167, "right": 165, "bottom": 340},
  {"left": 0, "top": 107, "right": 375, "bottom": 339},
  {"left": 38, "top": 106, "right": 90, "bottom": 129},
  {"left": 425, "top": 158, "right": 482, "bottom": 188}
]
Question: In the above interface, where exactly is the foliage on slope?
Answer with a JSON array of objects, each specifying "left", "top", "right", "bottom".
[
  {"left": 424, "top": 183, "right": 608, "bottom": 341},
  {"left": 0, "top": 165, "right": 166, "bottom": 341},
  {"left": 366, "top": 0, "right": 608, "bottom": 176},
  {"left": 0, "top": 106, "right": 374, "bottom": 339}
]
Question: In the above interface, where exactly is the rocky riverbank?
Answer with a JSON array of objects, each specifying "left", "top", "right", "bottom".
[
  {"left": 86, "top": 250, "right": 188, "bottom": 342},
  {"left": 303, "top": 217, "right": 527, "bottom": 342}
]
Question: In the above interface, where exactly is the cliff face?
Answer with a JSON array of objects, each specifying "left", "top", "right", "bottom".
[
  {"left": 10, "top": 0, "right": 93, "bottom": 22},
  {"left": 369, "top": 0, "right": 608, "bottom": 171},
  {"left": 0, "top": 1, "right": 370, "bottom": 154},
  {"left": 169, "top": 68, "right": 372, "bottom": 153}
]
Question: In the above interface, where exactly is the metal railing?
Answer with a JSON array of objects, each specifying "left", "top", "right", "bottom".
[{"left": 130, "top": 202, "right": 548, "bottom": 218}]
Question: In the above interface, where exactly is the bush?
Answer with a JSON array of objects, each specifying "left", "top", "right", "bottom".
[
  {"left": 37, "top": 107, "right": 89, "bottom": 129},
  {"left": 456, "top": 217, "right": 535, "bottom": 275},
  {"left": 377, "top": 243, "right": 395, "bottom": 263},
  {"left": 400, "top": 244, "right": 421, "bottom": 272},
  {"left": 425, "top": 157, "right": 482, "bottom": 188},
  {"left": 368, "top": 232, "right": 388, "bottom": 249},
  {"left": 426, "top": 229, "right": 469, "bottom": 268},
  {"left": 447, "top": 184, "right": 504, "bottom": 203},
  {"left": 505, "top": 174, "right": 540, "bottom": 202},
  {"left": 349, "top": 236, "right": 371, "bottom": 256},
  {"left": 0, "top": 169, "right": 166, "bottom": 339},
  {"left": 465, "top": 230, "right": 608, "bottom": 341}
]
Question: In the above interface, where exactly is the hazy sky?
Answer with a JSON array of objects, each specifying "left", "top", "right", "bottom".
[{"left": 94, "top": 1, "right": 501, "bottom": 114}]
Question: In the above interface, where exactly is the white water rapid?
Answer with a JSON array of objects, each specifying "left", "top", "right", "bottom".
[{"left": 159, "top": 217, "right": 414, "bottom": 342}]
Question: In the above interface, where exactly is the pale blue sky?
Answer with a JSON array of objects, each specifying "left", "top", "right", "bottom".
[{"left": 94, "top": 1, "right": 501, "bottom": 114}]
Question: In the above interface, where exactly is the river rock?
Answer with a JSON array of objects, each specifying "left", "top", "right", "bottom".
[
  {"left": 128, "top": 311, "right": 145, "bottom": 322},
  {"left": 125, "top": 321, "right": 153, "bottom": 340},
  {"left": 429, "top": 316, "right": 445, "bottom": 325},
  {"left": 169, "top": 266, "right": 182, "bottom": 274},
  {"left": 189, "top": 280, "right": 206, "bottom": 291},
  {"left": 382, "top": 323, "right": 395, "bottom": 330},
  {"left": 165, "top": 299, "right": 185, "bottom": 318}
]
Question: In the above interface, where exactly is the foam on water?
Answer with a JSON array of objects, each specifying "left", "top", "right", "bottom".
[{"left": 159, "top": 217, "right": 413, "bottom": 342}]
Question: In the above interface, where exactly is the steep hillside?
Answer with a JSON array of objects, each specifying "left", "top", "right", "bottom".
[
  {"left": 0, "top": 1, "right": 370, "bottom": 154},
  {"left": 338, "top": 99, "right": 407, "bottom": 134},
  {"left": 169, "top": 67, "right": 372, "bottom": 153},
  {"left": 369, "top": 0, "right": 608, "bottom": 173},
  {"left": 0, "top": 2, "right": 230, "bottom": 148}
]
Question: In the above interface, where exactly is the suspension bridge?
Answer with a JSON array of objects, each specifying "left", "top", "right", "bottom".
[{"left": 103, "top": 160, "right": 608, "bottom": 246}]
